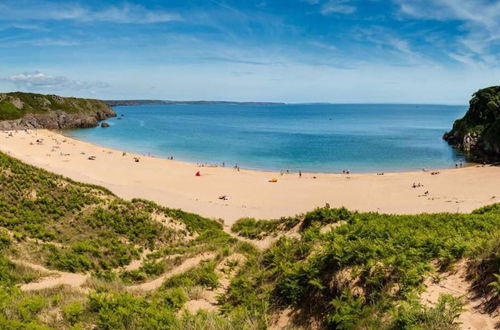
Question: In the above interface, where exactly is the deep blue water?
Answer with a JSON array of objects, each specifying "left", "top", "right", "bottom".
[{"left": 66, "top": 103, "right": 467, "bottom": 172}]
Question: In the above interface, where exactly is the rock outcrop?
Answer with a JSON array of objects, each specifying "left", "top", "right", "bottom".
[
  {"left": 444, "top": 86, "right": 500, "bottom": 162},
  {"left": 0, "top": 92, "right": 115, "bottom": 130}
]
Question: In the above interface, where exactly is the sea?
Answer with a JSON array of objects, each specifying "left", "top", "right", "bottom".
[{"left": 66, "top": 103, "right": 468, "bottom": 173}]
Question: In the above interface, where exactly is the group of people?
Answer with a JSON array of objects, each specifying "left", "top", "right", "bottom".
[{"left": 412, "top": 182, "right": 429, "bottom": 196}]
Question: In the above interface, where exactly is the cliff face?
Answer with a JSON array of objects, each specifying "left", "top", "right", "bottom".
[
  {"left": 0, "top": 92, "right": 115, "bottom": 130},
  {"left": 444, "top": 86, "right": 500, "bottom": 162}
]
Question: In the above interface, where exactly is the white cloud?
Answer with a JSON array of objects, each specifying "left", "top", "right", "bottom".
[
  {"left": 0, "top": 38, "right": 81, "bottom": 47},
  {"left": 309, "top": 41, "right": 337, "bottom": 51},
  {"left": 320, "top": 0, "right": 357, "bottom": 15},
  {"left": 0, "top": 2, "right": 181, "bottom": 24},
  {"left": 90, "top": 4, "right": 181, "bottom": 24},
  {"left": 397, "top": 0, "right": 499, "bottom": 31},
  {"left": 7, "top": 72, "right": 108, "bottom": 92},
  {"left": 395, "top": 0, "right": 500, "bottom": 67},
  {"left": 353, "top": 27, "right": 436, "bottom": 67}
]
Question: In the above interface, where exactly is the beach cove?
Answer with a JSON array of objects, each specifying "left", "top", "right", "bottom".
[
  {"left": 1, "top": 129, "right": 498, "bottom": 225},
  {"left": 67, "top": 103, "right": 468, "bottom": 173}
]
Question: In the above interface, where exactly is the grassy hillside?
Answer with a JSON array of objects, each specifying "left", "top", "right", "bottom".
[
  {"left": 0, "top": 92, "right": 112, "bottom": 120},
  {"left": 0, "top": 92, "right": 115, "bottom": 130},
  {"left": 0, "top": 151, "right": 498, "bottom": 329}
]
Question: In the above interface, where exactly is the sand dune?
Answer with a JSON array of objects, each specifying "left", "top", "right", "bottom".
[
  {"left": 128, "top": 252, "right": 216, "bottom": 292},
  {"left": 1, "top": 129, "right": 499, "bottom": 225}
]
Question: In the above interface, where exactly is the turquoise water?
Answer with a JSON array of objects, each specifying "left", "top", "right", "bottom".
[{"left": 66, "top": 103, "right": 467, "bottom": 173}]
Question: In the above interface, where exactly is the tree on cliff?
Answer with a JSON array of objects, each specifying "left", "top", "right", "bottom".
[{"left": 444, "top": 86, "right": 500, "bottom": 160}]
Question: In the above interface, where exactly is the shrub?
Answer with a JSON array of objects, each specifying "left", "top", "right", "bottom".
[
  {"left": 163, "top": 261, "right": 219, "bottom": 290},
  {"left": 63, "top": 301, "right": 85, "bottom": 325},
  {"left": 393, "top": 294, "right": 464, "bottom": 329}
]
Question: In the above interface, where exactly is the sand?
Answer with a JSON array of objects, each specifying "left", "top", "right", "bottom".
[
  {"left": 128, "top": 252, "right": 216, "bottom": 292},
  {"left": 1, "top": 129, "right": 499, "bottom": 225},
  {"left": 14, "top": 260, "right": 89, "bottom": 292},
  {"left": 421, "top": 260, "right": 499, "bottom": 329}
]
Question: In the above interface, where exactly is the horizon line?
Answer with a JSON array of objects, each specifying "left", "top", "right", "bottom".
[{"left": 105, "top": 99, "right": 468, "bottom": 107}]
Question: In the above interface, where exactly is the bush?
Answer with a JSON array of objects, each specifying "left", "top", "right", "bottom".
[
  {"left": 63, "top": 301, "right": 85, "bottom": 325},
  {"left": 163, "top": 261, "right": 219, "bottom": 290},
  {"left": 393, "top": 294, "right": 463, "bottom": 329},
  {"left": 301, "top": 206, "right": 352, "bottom": 229},
  {"left": 231, "top": 216, "right": 300, "bottom": 239}
]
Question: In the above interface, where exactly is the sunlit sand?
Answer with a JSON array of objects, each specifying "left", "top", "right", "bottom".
[{"left": 1, "top": 129, "right": 498, "bottom": 225}]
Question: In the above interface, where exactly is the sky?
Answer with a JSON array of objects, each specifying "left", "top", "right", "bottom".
[{"left": 0, "top": 0, "right": 499, "bottom": 104}]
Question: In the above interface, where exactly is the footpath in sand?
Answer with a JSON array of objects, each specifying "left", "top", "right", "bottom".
[
  {"left": 14, "top": 260, "right": 89, "bottom": 292},
  {"left": 1, "top": 129, "right": 499, "bottom": 225},
  {"left": 14, "top": 253, "right": 216, "bottom": 293},
  {"left": 128, "top": 252, "right": 216, "bottom": 292}
]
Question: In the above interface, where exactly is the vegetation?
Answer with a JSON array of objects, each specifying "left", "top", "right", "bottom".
[
  {"left": 0, "top": 99, "right": 24, "bottom": 120},
  {"left": 0, "top": 92, "right": 111, "bottom": 120},
  {"left": 225, "top": 206, "right": 500, "bottom": 328},
  {"left": 444, "top": 85, "right": 500, "bottom": 160},
  {"left": 0, "top": 150, "right": 499, "bottom": 328},
  {"left": 0, "top": 92, "right": 115, "bottom": 129},
  {"left": 231, "top": 216, "right": 299, "bottom": 239}
]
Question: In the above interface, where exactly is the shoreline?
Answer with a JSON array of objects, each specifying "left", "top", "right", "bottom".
[
  {"left": 1, "top": 129, "right": 499, "bottom": 224},
  {"left": 61, "top": 129, "right": 470, "bottom": 176}
]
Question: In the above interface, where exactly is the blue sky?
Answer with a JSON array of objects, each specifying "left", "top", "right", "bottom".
[{"left": 0, "top": 0, "right": 498, "bottom": 103}]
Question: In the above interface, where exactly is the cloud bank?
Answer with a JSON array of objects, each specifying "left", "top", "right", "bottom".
[{"left": 7, "top": 72, "right": 108, "bottom": 92}]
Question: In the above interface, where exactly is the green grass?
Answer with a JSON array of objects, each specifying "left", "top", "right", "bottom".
[
  {"left": 0, "top": 151, "right": 235, "bottom": 274},
  {"left": 223, "top": 206, "right": 500, "bottom": 328},
  {"left": 162, "top": 260, "right": 219, "bottom": 290},
  {"left": 0, "top": 149, "right": 499, "bottom": 329},
  {"left": 1, "top": 92, "right": 110, "bottom": 115},
  {"left": 231, "top": 217, "right": 299, "bottom": 239},
  {"left": 0, "top": 100, "right": 24, "bottom": 120}
]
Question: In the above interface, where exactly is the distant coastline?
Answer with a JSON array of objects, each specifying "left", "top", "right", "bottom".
[{"left": 104, "top": 100, "right": 285, "bottom": 107}]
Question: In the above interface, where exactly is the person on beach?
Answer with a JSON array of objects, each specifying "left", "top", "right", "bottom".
[{"left": 299, "top": 170, "right": 302, "bottom": 178}]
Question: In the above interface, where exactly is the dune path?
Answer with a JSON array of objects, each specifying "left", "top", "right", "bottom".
[
  {"left": 14, "top": 260, "right": 89, "bottom": 292},
  {"left": 128, "top": 252, "right": 216, "bottom": 292}
]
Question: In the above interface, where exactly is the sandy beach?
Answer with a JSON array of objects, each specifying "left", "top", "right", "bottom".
[{"left": 1, "top": 129, "right": 499, "bottom": 225}]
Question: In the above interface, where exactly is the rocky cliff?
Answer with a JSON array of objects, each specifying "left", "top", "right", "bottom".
[
  {"left": 0, "top": 92, "right": 115, "bottom": 130},
  {"left": 444, "top": 86, "right": 500, "bottom": 162}
]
